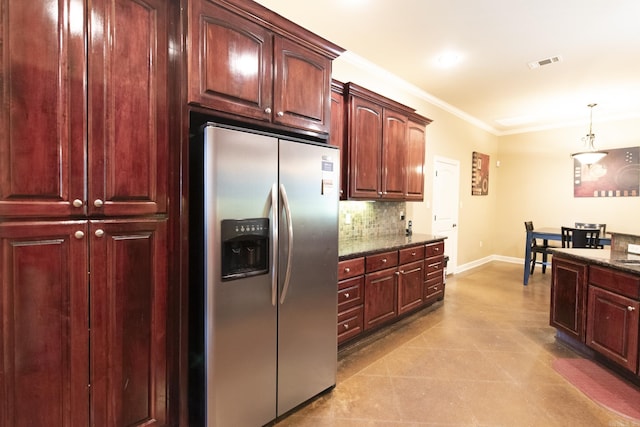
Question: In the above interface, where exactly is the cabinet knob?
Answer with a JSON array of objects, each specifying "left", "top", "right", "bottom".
[
  {"left": 382, "top": 258, "right": 387, "bottom": 263},
  {"left": 344, "top": 267, "right": 350, "bottom": 273},
  {"left": 277, "top": 111, "right": 284, "bottom": 117},
  {"left": 378, "top": 191, "right": 383, "bottom": 195},
  {"left": 94, "top": 199, "right": 104, "bottom": 208},
  {"left": 343, "top": 324, "right": 349, "bottom": 330},
  {"left": 434, "top": 247, "right": 440, "bottom": 252},
  {"left": 411, "top": 252, "right": 416, "bottom": 256},
  {"left": 628, "top": 306, "right": 636, "bottom": 312},
  {"left": 264, "top": 107, "right": 272, "bottom": 114},
  {"left": 72, "top": 199, "right": 83, "bottom": 208},
  {"left": 344, "top": 293, "right": 350, "bottom": 299},
  {"left": 395, "top": 271, "right": 400, "bottom": 276},
  {"left": 95, "top": 229, "right": 105, "bottom": 238},
  {"left": 74, "top": 231, "right": 85, "bottom": 240}
]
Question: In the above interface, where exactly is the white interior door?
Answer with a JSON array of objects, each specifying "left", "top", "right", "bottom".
[{"left": 432, "top": 156, "right": 460, "bottom": 274}]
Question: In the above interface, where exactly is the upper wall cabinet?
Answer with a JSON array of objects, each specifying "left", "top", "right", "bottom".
[
  {"left": 0, "top": 0, "right": 169, "bottom": 220},
  {"left": 343, "top": 83, "right": 431, "bottom": 201},
  {"left": 188, "top": 0, "right": 343, "bottom": 136}
]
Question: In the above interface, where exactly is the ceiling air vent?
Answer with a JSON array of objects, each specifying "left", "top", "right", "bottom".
[{"left": 528, "top": 55, "right": 563, "bottom": 69}]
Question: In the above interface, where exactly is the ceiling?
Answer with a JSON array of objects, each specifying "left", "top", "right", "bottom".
[{"left": 255, "top": 0, "right": 640, "bottom": 135}]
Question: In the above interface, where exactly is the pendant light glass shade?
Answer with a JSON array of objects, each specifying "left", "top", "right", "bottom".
[{"left": 571, "top": 104, "right": 607, "bottom": 165}]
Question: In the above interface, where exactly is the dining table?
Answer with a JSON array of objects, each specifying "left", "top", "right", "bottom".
[{"left": 523, "top": 227, "right": 611, "bottom": 285}]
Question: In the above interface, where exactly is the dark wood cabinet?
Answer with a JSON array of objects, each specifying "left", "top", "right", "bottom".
[
  {"left": 0, "top": 221, "right": 90, "bottom": 426},
  {"left": 586, "top": 266, "right": 640, "bottom": 373},
  {"left": 365, "top": 267, "right": 399, "bottom": 330},
  {"left": 398, "top": 245, "right": 425, "bottom": 314},
  {"left": 344, "top": 83, "right": 431, "bottom": 201},
  {"left": 188, "top": 0, "right": 341, "bottom": 135},
  {"left": 381, "top": 109, "right": 408, "bottom": 199},
  {"left": 0, "top": 0, "right": 172, "bottom": 425},
  {"left": 550, "top": 257, "right": 588, "bottom": 341},
  {"left": 347, "top": 95, "right": 383, "bottom": 199},
  {"left": 405, "top": 117, "right": 428, "bottom": 201},
  {"left": 0, "top": 218, "right": 168, "bottom": 426},
  {"left": 330, "top": 80, "right": 347, "bottom": 200},
  {"left": 424, "top": 241, "right": 445, "bottom": 303},
  {"left": 0, "top": 0, "right": 168, "bottom": 219},
  {"left": 398, "top": 260, "right": 424, "bottom": 315},
  {"left": 90, "top": 219, "right": 168, "bottom": 426},
  {"left": 337, "top": 257, "right": 365, "bottom": 345}
]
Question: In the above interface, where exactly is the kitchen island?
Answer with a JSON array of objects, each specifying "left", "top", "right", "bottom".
[
  {"left": 337, "top": 234, "right": 446, "bottom": 345},
  {"left": 550, "top": 245, "right": 640, "bottom": 385}
]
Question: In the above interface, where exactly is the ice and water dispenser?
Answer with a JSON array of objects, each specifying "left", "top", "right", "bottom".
[{"left": 220, "top": 218, "right": 269, "bottom": 280}]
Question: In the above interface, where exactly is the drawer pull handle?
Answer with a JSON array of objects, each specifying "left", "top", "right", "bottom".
[
  {"left": 628, "top": 306, "right": 636, "bottom": 312},
  {"left": 344, "top": 267, "right": 351, "bottom": 273},
  {"left": 382, "top": 258, "right": 387, "bottom": 263},
  {"left": 411, "top": 252, "right": 416, "bottom": 256},
  {"left": 343, "top": 324, "right": 349, "bottom": 330},
  {"left": 344, "top": 293, "right": 350, "bottom": 298}
]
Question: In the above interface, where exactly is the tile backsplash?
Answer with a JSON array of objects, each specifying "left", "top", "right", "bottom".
[{"left": 339, "top": 201, "right": 406, "bottom": 240}]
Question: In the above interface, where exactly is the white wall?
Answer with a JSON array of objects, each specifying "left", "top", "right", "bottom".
[{"left": 332, "top": 54, "right": 640, "bottom": 267}]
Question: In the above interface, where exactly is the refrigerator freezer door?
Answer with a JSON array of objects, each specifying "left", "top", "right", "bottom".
[
  {"left": 203, "top": 126, "right": 279, "bottom": 426},
  {"left": 277, "top": 139, "right": 339, "bottom": 415}
]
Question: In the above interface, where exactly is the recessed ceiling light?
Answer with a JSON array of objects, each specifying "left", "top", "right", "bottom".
[{"left": 436, "top": 52, "right": 461, "bottom": 68}]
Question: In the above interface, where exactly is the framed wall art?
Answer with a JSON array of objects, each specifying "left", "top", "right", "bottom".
[
  {"left": 472, "top": 151, "right": 489, "bottom": 195},
  {"left": 574, "top": 146, "right": 640, "bottom": 197}
]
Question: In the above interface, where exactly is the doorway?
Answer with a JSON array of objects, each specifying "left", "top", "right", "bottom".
[{"left": 432, "top": 156, "right": 460, "bottom": 274}]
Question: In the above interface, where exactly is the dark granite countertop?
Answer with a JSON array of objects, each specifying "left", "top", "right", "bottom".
[
  {"left": 550, "top": 248, "right": 640, "bottom": 275},
  {"left": 339, "top": 233, "right": 446, "bottom": 260}
]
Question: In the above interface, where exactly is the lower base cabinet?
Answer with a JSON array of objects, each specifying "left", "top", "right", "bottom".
[
  {"left": 338, "top": 240, "right": 445, "bottom": 345},
  {"left": 551, "top": 256, "right": 640, "bottom": 378},
  {"left": 0, "top": 219, "right": 168, "bottom": 426},
  {"left": 586, "top": 266, "right": 640, "bottom": 374}
]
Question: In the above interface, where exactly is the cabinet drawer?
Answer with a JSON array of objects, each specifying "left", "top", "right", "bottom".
[
  {"left": 399, "top": 245, "right": 425, "bottom": 264},
  {"left": 338, "top": 257, "right": 365, "bottom": 280},
  {"left": 338, "top": 276, "right": 364, "bottom": 312},
  {"left": 589, "top": 266, "right": 640, "bottom": 299},
  {"left": 337, "top": 305, "right": 363, "bottom": 344},
  {"left": 425, "top": 241, "right": 444, "bottom": 257},
  {"left": 425, "top": 276, "right": 444, "bottom": 299},
  {"left": 425, "top": 256, "right": 444, "bottom": 275},
  {"left": 366, "top": 251, "right": 398, "bottom": 272}
]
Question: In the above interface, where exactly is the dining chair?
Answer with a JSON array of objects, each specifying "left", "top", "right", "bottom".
[
  {"left": 575, "top": 222, "right": 606, "bottom": 248},
  {"left": 524, "top": 221, "right": 556, "bottom": 274},
  {"left": 561, "top": 226, "right": 601, "bottom": 248}
]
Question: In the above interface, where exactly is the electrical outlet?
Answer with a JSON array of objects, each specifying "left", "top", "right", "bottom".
[
  {"left": 628, "top": 243, "right": 640, "bottom": 255},
  {"left": 400, "top": 211, "right": 405, "bottom": 221}
]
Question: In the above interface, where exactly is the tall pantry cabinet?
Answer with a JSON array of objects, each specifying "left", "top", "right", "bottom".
[{"left": 0, "top": 0, "right": 172, "bottom": 425}]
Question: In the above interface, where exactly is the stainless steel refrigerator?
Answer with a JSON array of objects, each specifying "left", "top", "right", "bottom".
[{"left": 188, "top": 123, "right": 339, "bottom": 426}]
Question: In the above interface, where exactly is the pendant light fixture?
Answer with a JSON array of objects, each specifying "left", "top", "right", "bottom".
[{"left": 571, "top": 103, "right": 607, "bottom": 165}]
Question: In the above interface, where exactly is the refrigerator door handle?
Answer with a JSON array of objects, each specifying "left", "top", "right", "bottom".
[
  {"left": 270, "top": 183, "right": 279, "bottom": 306},
  {"left": 279, "top": 183, "right": 294, "bottom": 304}
]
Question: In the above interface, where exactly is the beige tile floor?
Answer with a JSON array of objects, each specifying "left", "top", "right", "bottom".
[{"left": 276, "top": 261, "right": 640, "bottom": 427}]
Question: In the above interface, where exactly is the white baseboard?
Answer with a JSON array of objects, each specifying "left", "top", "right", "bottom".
[{"left": 453, "top": 255, "right": 524, "bottom": 275}]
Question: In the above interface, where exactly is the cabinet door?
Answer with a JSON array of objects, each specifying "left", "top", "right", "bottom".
[
  {"left": 364, "top": 267, "right": 397, "bottom": 330},
  {"left": 89, "top": 219, "right": 168, "bottom": 426},
  {"left": 381, "top": 109, "right": 407, "bottom": 199},
  {"left": 0, "top": 0, "right": 85, "bottom": 218},
  {"left": 405, "top": 119, "right": 426, "bottom": 201},
  {"left": 349, "top": 97, "right": 383, "bottom": 199},
  {"left": 88, "top": 0, "right": 169, "bottom": 217},
  {"left": 0, "top": 221, "right": 89, "bottom": 426},
  {"left": 330, "top": 82, "right": 347, "bottom": 199},
  {"left": 273, "top": 37, "right": 331, "bottom": 133},
  {"left": 398, "top": 260, "right": 424, "bottom": 315},
  {"left": 550, "top": 258, "right": 588, "bottom": 341},
  {"left": 586, "top": 286, "right": 639, "bottom": 372},
  {"left": 188, "top": 0, "right": 273, "bottom": 122}
]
